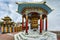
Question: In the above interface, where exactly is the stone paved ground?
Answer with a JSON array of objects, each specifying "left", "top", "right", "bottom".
[
  {"left": 0, "top": 32, "right": 59, "bottom": 40},
  {"left": 0, "top": 32, "right": 17, "bottom": 40},
  {"left": 0, "top": 34, "right": 13, "bottom": 40}
]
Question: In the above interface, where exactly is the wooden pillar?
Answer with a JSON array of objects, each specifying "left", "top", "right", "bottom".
[
  {"left": 45, "top": 16, "right": 48, "bottom": 31},
  {"left": 42, "top": 19, "right": 44, "bottom": 30},
  {"left": 26, "top": 15, "right": 28, "bottom": 34},
  {"left": 22, "top": 15, "right": 24, "bottom": 30},
  {"left": 40, "top": 15, "right": 43, "bottom": 34}
]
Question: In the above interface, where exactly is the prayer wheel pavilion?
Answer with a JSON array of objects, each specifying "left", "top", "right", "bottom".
[
  {"left": 16, "top": 1, "right": 52, "bottom": 34},
  {"left": 14, "top": 1, "right": 57, "bottom": 40},
  {"left": 1, "top": 16, "right": 14, "bottom": 33}
]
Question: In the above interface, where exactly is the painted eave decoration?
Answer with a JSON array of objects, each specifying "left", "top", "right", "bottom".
[{"left": 17, "top": 2, "right": 52, "bottom": 14}]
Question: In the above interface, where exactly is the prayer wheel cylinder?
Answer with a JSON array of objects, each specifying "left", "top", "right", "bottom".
[
  {"left": 10, "top": 27, "right": 12, "bottom": 33},
  {"left": 1, "top": 26, "right": 4, "bottom": 33}
]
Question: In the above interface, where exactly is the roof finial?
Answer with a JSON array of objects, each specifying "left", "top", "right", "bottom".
[{"left": 43, "top": 0, "right": 46, "bottom": 4}]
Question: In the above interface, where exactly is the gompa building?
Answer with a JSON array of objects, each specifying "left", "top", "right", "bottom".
[{"left": 14, "top": 1, "right": 57, "bottom": 40}]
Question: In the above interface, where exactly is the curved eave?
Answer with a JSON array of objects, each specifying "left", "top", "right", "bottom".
[
  {"left": 17, "top": 3, "right": 52, "bottom": 14},
  {"left": 16, "top": 1, "right": 46, "bottom": 4}
]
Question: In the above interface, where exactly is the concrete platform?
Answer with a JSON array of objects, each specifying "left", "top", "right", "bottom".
[{"left": 14, "top": 31, "right": 57, "bottom": 40}]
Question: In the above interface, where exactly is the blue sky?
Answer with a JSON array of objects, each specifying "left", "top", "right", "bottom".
[{"left": 0, "top": 0, "right": 60, "bottom": 31}]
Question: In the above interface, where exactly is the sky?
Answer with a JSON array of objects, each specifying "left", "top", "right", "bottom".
[{"left": 0, "top": 0, "right": 60, "bottom": 31}]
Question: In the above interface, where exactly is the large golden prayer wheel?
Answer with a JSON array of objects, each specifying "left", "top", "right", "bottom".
[
  {"left": 10, "top": 27, "right": 12, "bottom": 33},
  {"left": 5, "top": 27, "right": 8, "bottom": 33},
  {"left": 31, "top": 17, "right": 38, "bottom": 29},
  {"left": 1, "top": 26, "right": 4, "bottom": 33}
]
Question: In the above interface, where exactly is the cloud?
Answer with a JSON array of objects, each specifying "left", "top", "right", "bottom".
[
  {"left": 0, "top": 1, "right": 22, "bottom": 23},
  {"left": 0, "top": 0, "right": 44, "bottom": 2},
  {"left": 8, "top": 3, "right": 22, "bottom": 22},
  {"left": 19, "top": 0, "right": 43, "bottom": 2},
  {"left": 0, "top": 0, "right": 20, "bottom": 2},
  {"left": 46, "top": 0, "right": 60, "bottom": 31}
]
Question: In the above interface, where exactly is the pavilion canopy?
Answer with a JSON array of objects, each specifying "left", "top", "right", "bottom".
[{"left": 17, "top": 2, "right": 52, "bottom": 14}]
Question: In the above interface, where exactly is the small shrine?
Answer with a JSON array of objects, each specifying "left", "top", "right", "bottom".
[
  {"left": 1, "top": 16, "right": 14, "bottom": 33},
  {"left": 14, "top": 1, "right": 57, "bottom": 40}
]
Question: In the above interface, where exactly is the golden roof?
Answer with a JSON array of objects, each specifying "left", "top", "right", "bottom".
[{"left": 2, "top": 16, "right": 12, "bottom": 21}]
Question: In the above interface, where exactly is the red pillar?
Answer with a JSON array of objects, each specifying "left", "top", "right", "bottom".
[
  {"left": 40, "top": 15, "right": 42, "bottom": 33},
  {"left": 22, "top": 15, "right": 24, "bottom": 30},
  {"left": 45, "top": 17, "right": 48, "bottom": 31},
  {"left": 42, "top": 19, "right": 44, "bottom": 30},
  {"left": 26, "top": 15, "right": 28, "bottom": 34}
]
